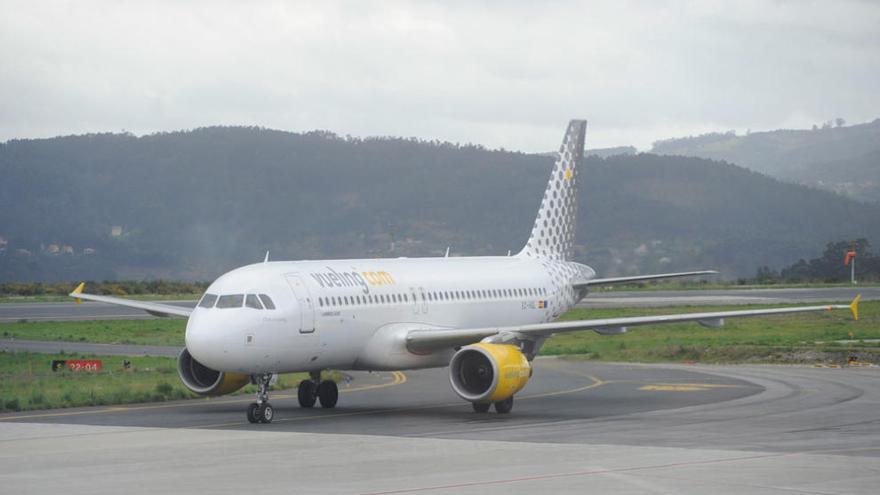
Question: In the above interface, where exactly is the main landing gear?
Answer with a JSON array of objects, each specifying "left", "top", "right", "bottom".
[
  {"left": 472, "top": 396, "right": 514, "bottom": 414},
  {"left": 246, "top": 371, "right": 340, "bottom": 423},
  {"left": 297, "top": 371, "right": 338, "bottom": 409},
  {"left": 247, "top": 373, "right": 275, "bottom": 424}
]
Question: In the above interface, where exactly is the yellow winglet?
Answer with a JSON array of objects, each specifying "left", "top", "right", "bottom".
[
  {"left": 850, "top": 294, "right": 861, "bottom": 321},
  {"left": 72, "top": 282, "right": 85, "bottom": 304}
]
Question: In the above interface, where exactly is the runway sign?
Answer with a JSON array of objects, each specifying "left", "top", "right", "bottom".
[{"left": 51, "top": 360, "right": 103, "bottom": 372}]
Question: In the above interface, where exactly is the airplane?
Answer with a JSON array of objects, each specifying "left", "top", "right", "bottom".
[{"left": 69, "top": 120, "right": 861, "bottom": 423}]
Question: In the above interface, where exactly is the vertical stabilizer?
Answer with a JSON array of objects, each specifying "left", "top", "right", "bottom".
[{"left": 519, "top": 119, "right": 586, "bottom": 261}]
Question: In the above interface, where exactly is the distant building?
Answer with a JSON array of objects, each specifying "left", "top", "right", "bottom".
[
  {"left": 61, "top": 245, "right": 74, "bottom": 255},
  {"left": 83, "top": 247, "right": 97, "bottom": 255},
  {"left": 111, "top": 225, "right": 124, "bottom": 237},
  {"left": 15, "top": 249, "right": 32, "bottom": 256},
  {"left": 46, "top": 244, "right": 60, "bottom": 254}
]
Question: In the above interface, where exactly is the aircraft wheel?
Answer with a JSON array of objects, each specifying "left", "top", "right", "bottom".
[
  {"left": 298, "top": 380, "right": 317, "bottom": 408},
  {"left": 472, "top": 402, "right": 490, "bottom": 413},
  {"left": 246, "top": 402, "right": 260, "bottom": 423},
  {"left": 494, "top": 396, "right": 514, "bottom": 414},
  {"left": 259, "top": 403, "right": 274, "bottom": 423},
  {"left": 318, "top": 380, "right": 338, "bottom": 408}
]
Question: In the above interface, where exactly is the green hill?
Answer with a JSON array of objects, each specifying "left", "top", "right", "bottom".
[
  {"left": 650, "top": 119, "right": 880, "bottom": 202},
  {"left": 1, "top": 127, "right": 878, "bottom": 281}
]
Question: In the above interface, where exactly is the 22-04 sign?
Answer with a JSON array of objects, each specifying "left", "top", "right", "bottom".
[{"left": 51, "top": 360, "right": 102, "bottom": 372}]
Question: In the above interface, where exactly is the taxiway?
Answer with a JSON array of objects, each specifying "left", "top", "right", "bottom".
[{"left": 1, "top": 359, "right": 877, "bottom": 494}]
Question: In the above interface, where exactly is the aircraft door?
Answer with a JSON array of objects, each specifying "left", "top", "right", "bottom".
[{"left": 285, "top": 274, "right": 316, "bottom": 333}]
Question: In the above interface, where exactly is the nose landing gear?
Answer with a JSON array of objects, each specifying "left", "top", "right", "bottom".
[
  {"left": 247, "top": 373, "right": 275, "bottom": 424},
  {"left": 297, "top": 371, "right": 338, "bottom": 409}
]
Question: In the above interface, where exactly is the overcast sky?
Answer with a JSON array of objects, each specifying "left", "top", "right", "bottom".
[{"left": 1, "top": 0, "right": 878, "bottom": 151}]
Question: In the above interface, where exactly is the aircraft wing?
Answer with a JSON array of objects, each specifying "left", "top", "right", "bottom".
[
  {"left": 68, "top": 283, "right": 193, "bottom": 318},
  {"left": 405, "top": 296, "right": 860, "bottom": 354},
  {"left": 574, "top": 270, "right": 718, "bottom": 288}
]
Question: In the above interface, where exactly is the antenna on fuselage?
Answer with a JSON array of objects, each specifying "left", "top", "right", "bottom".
[
  {"left": 263, "top": 251, "right": 270, "bottom": 263},
  {"left": 508, "top": 250, "right": 512, "bottom": 256},
  {"left": 445, "top": 246, "right": 450, "bottom": 258}
]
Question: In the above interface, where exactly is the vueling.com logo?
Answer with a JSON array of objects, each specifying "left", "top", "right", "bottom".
[{"left": 309, "top": 267, "right": 395, "bottom": 294}]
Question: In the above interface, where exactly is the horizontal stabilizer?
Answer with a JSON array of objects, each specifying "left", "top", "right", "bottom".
[{"left": 575, "top": 270, "right": 718, "bottom": 288}]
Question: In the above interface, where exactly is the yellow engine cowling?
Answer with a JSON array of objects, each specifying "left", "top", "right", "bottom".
[
  {"left": 177, "top": 348, "right": 250, "bottom": 396},
  {"left": 449, "top": 343, "right": 531, "bottom": 404}
]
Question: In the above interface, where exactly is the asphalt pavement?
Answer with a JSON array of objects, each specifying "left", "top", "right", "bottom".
[{"left": 1, "top": 359, "right": 877, "bottom": 494}]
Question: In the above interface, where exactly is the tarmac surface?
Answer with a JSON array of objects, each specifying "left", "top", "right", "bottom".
[
  {"left": 1, "top": 286, "right": 876, "bottom": 322},
  {"left": 0, "top": 338, "right": 181, "bottom": 357},
  {"left": 1, "top": 287, "right": 878, "bottom": 493},
  {"left": 1, "top": 359, "right": 878, "bottom": 494}
]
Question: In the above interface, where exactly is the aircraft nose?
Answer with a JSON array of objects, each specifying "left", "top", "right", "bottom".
[{"left": 185, "top": 311, "right": 227, "bottom": 369}]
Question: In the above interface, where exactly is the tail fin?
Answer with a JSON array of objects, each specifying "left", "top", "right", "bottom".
[{"left": 519, "top": 119, "right": 587, "bottom": 261}]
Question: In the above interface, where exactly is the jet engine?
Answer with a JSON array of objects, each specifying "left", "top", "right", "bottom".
[
  {"left": 449, "top": 343, "right": 531, "bottom": 404},
  {"left": 177, "top": 348, "right": 250, "bottom": 396}
]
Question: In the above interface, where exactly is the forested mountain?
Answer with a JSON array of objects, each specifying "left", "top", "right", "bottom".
[
  {"left": 650, "top": 119, "right": 880, "bottom": 202},
  {"left": 1, "top": 127, "right": 878, "bottom": 282}
]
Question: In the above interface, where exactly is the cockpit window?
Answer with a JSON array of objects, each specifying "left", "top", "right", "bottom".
[
  {"left": 258, "top": 294, "right": 276, "bottom": 310},
  {"left": 245, "top": 294, "right": 263, "bottom": 310},
  {"left": 198, "top": 293, "right": 218, "bottom": 308},
  {"left": 216, "top": 294, "right": 244, "bottom": 309}
]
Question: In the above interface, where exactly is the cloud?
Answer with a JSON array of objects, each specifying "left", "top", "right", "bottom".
[{"left": 1, "top": 0, "right": 878, "bottom": 150}]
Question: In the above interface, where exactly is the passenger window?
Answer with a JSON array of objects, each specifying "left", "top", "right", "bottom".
[
  {"left": 258, "top": 294, "right": 276, "bottom": 310},
  {"left": 198, "top": 293, "right": 218, "bottom": 308},
  {"left": 217, "top": 294, "right": 244, "bottom": 309},
  {"left": 245, "top": 294, "right": 263, "bottom": 309}
]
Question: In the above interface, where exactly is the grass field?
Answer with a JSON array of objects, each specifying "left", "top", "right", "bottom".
[
  {"left": 0, "top": 352, "right": 310, "bottom": 412},
  {"left": 1, "top": 319, "right": 186, "bottom": 346},
  {"left": 545, "top": 301, "right": 878, "bottom": 363}
]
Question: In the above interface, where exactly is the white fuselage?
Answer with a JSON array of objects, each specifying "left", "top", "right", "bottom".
[{"left": 185, "top": 255, "right": 595, "bottom": 374}]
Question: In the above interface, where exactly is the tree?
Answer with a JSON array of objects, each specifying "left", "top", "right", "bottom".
[{"left": 754, "top": 265, "right": 778, "bottom": 283}]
